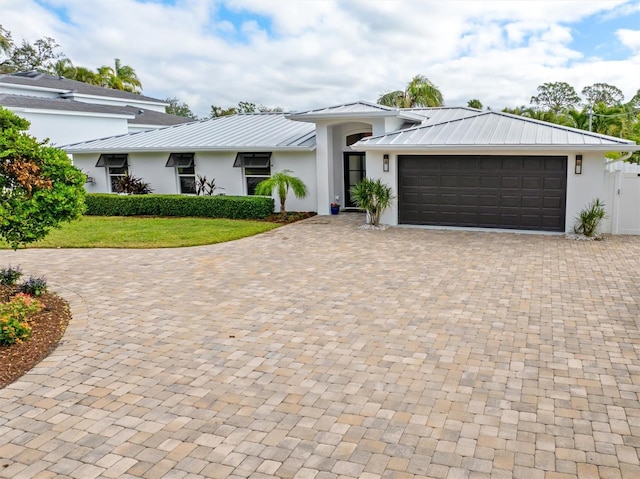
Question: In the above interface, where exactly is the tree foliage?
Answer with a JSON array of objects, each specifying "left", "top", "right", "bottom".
[
  {"left": 254, "top": 169, "right": 307, "bottom": 216},
  {"left": 96, "top": 58, "right": 142, "bottom": 93},
  {"left": 0, "top": 25, "right": 61, "bottom": 73},
  {"left": 530, "top": 82, "right": 581, "bottom": 114},
  {"left": 378, "top": 75, "right": 444, "bottom": 108},
  {"left": 210, "top": 101, "right": 283, "bottom": 118},
  {"left": 0, "top": 107, "right": 86, "bottom": 249},
  {"left": 467, "top": 99, "right": 483, "bottom": 109},
  {"left": 165, "top": 97, "right": 197, "bottom": 119},
  {"left": 581, "top": 83, "right": 624, "bottom": 107}
]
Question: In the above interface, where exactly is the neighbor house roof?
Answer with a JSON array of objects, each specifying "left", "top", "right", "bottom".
[
  {"left": 0, "top": 71, "right": 166, "bottom": 106},
  {"left": 0, "top": 93, "right": 192, "bottom": 126},
  {"left": 63, "top": 113, "right": 317, "bottom": 153},
  {"left": 352, "top": 111, "right": 640, "bottom": 151}
]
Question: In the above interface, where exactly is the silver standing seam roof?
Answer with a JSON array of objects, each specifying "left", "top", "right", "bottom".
[
  {"left": 352, "top": 111, "right": 640, "bottom": 151},
  {"left": 63, "top": 113, "right": 317, "bottom": 153}
]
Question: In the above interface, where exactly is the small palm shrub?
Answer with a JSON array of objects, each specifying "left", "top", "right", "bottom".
[
  {"left": 574, "top": 198, "right": 606, "bottom": 237},
  {"left": 255, "top": 170, "right": 308, "bottom": 217},
  {"left": 114, "top": 174, "right": 153, "bottom": 194},
  {"left": 0, "top": 266, "right": 22, "bottom": 286},
  {"left": 350, "top": 178, "right": 395, "bottom": 227},
  {"left": 18, "top": 276, "right": 48, "bottom": 297}
]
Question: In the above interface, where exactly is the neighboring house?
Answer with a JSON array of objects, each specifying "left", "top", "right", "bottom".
[
  {"left": 0, "top": 71, "right": 191, "bottom": 146},
  {"left": 63, "top": 100, "right": 640, "bottom": 235}
]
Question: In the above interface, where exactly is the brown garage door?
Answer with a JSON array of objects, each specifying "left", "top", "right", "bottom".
[{"left": 398, "top": 155, "right": 567, "bottom": 231}]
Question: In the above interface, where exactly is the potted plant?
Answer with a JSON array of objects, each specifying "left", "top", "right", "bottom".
[{"left": 330, "top": 202, "right": 340, "bottom": 215}]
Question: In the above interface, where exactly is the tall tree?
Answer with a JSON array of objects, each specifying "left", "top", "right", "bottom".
[
  {"left": 97, "top": 58, "right": 142, "bottom": 93},
  {"left": 0, "top": 107, "right": 86, "bottom": 249},
  {"left": 530, "top": 82, "right": 580, "bottom": 114},
  {"left": 582, "top": 83, "right": 624, "bottom": 107},
  {"left": 378, "top": 75, "right": 444, "bottom": 108},
  {"left": 164, "top": 97, "right": 197, "bottom": 119}
]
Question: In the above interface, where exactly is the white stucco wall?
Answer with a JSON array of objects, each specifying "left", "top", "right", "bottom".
[
  {"left": 365, "top": 150, "right": 609, "bottom": 232},
  {"left": 9, "top": 110, "right": 130, "bottom": 146},
  {"left": 73, "top": 149, "right": 318, "bottom": 212}
]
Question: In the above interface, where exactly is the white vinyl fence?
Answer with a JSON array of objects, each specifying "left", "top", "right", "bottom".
[{"left": 606, "top": 162, "right": 640, "bottom": 235}]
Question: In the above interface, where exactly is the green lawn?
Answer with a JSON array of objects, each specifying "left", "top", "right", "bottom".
[{"left": 1, "top": 216, "right": 280, "bottom": 249}]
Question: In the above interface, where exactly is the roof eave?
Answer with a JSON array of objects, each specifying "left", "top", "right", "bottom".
[
  {"left": 351, "top": 144, "right": 640, "bottom": 152},
  {"left": 64, "top": 145, "right": 317, "bottom": 154}
]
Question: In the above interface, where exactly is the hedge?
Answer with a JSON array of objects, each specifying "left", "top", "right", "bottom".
[{"left": 85, "top": 194, "right": 274, "bottom": 219}]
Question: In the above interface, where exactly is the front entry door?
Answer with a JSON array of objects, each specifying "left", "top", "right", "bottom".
[{"left": 344, "top": 152, "right": 366, "bottom": 208}]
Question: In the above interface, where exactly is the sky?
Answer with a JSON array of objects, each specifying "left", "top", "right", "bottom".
[{"left": 2, "top": 0, "right": 640, "bottom": 117}]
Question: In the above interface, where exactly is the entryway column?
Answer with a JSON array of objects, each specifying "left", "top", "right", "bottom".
[{"left": 315, "top": 123, "right": 332, "bottom": 215}]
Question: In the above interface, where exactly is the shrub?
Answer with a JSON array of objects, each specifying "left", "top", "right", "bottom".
[
  {"left": 0, "top": 293, "right": 43, "bottom": 345},
  {"left": 113, "top": 174, "right": 153, "bottom": 194},
  {"left": 195, "top": 175, "right": 223, "bottom": 196},
  {"left": 18, "top": 276, "right": 48, "bottom": 297},
  {"left": 0, "top": 266, "right": 22, "bottom": 286},
  {"left": 84, "top": 194, "right": 274, "bottom": 219},
  {"left": 574, "top": 198, "right": 606, "bottom": 237},
  {"left": 350, "top": 178, "right": 395, "bottom": 227}
]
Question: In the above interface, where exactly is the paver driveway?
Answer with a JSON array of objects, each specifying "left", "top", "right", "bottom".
[{"left": 1, "top": 214, "right": 640, "bottom": 479}]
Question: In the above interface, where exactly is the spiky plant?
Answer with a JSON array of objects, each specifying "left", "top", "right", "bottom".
[
  {"left": 574, "top": 198, "right": 606, "bottom": 237},
  {"left": 350, "top": 178, "right": 394, "bottom": 227}
]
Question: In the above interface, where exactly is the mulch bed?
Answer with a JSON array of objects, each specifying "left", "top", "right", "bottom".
[
  {"left": 261, "top": 211, "right": 317, "bottom": 224},
  {"left": 0, "top": 286, "right": 72, "bottom": 389}
]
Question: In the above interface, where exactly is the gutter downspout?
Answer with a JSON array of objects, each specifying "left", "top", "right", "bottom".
[{"left": 605, "top": 151, "right": 633, "bottom": 166}]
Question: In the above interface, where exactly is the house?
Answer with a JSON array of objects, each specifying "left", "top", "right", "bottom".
[
  {"left": 0, "top": 71, "right": 191, "bottom": 146},
  {"left": 63, "top": 100, "right": 640, "bottom": 235}
]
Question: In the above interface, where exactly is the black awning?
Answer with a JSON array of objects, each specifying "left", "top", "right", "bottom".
[
  {"left": 233, "top": 152, "right": 272, "bottom": 168},
  {"left": 166, "top": 153, "right": 195, "bottom": 167},
  {"left": 96, "top": 154, "right": 127, "bottom": 167}
]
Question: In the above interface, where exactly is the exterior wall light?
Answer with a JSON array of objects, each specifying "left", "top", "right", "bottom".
[
  {"left": 575, "top": 154, "right": 583, "bottom": 175},
  {"left": 383, "top": 154, "right": 389, "bottom": 172}
]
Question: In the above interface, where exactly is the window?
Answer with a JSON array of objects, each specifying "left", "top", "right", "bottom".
[
  {"left": 96, "top": 154, "right": 128, "bottom": 192},
  {"left": 233, "top": 152, "right": 272, "bottom": 195},
  {"left": 166, "top": 153, "right": 196, "bottom": 194}
]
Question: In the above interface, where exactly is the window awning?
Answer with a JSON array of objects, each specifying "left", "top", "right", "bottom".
[
  {"left": 166, "top": 153, "right": 195, "bottom": 168},
  {"left": 96, "top": 154, "right": 127, "bottom": 167},
  {"left": 233, "top": 152, "right": 272, "bottom": 168}
]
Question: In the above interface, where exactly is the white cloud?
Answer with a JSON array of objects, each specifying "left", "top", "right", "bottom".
[{"left": 1, "top": 0, "right": 639, "bottom": 116}]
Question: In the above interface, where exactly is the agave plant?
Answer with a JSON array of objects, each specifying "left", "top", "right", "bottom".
[{"left": 350, "top": 178, "right": 394, "bottom": 227}]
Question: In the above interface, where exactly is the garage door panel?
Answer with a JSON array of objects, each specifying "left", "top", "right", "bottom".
[{"left": 398, "top": 155, "right": 567, "bottom": 231}]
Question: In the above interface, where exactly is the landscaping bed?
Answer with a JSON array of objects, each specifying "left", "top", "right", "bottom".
[{"left": 0, "top": 286, "right": 72, "bottom": 388}]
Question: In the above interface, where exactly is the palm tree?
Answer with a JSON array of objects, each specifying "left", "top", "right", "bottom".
[
  {"left": 378, "top": 75, "right": 444, "bottom": 108},
  {"left": 51, "top": 58, "right": 74, "bottom": 77},
  {"left": 97, "top": 58, "right": 142, "bottom": 93},
  {"left": 254, "top": 169, "right": 308, "bottom": 217}
]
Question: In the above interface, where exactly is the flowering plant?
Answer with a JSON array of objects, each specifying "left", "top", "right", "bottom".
[
  {"left": 330, "top": 202, "right": 340, "bottom": 208},
  {"left": 0, "top": 293, "right": 43, "bottom": 345}
]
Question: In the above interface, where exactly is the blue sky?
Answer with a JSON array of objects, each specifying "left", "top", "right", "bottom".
[{"left": 4, "top": 0, "right": 640, "bottom": 117}]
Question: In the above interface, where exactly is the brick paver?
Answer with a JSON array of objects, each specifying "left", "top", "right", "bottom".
[{"left": 1, "top": 214, "right": 640, "bottom": 478}]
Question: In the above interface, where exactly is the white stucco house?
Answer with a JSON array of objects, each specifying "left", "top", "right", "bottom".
[
  {"left": 63, "top": 100, "right": 640, "bottom": 235},
  {"left": 0, "top": 71, "right": 191, "bottom": 146}
]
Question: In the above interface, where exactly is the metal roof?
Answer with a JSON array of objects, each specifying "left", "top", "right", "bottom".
[
  {"left": 0, "top": 94, "right": 192, "bottom": 126},
  {"left": 352, "top": 111, "right": 640, "bottom": 151},
  {"left": 63, "top": 113, "right": 317, "bottom": 153},
  {"left": 287, "top": 100, "right": 425, "bottom": 122},
  {"left": 0, "top": 71, "right": 165, "bottom": 105},
  {"left": 407, "top": 106, "right": 483, "bottom": 125}
]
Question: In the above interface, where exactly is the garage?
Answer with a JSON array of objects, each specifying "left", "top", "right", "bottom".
[{"left": 398, "top": 155, "right": 567, "bottom": 231}]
